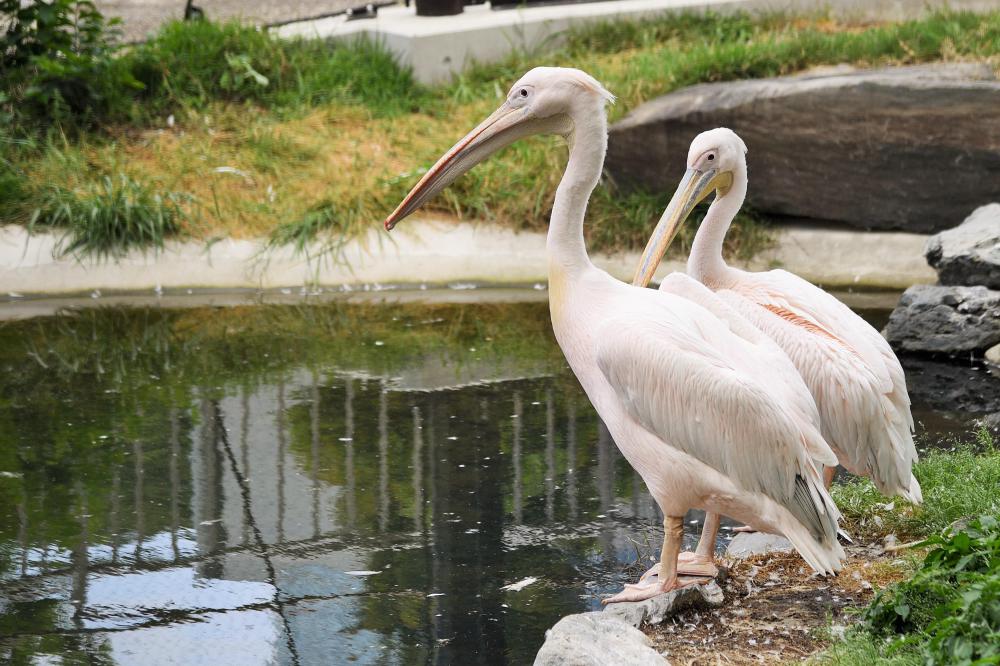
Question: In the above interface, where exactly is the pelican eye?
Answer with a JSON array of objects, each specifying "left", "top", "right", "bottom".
[
  {"left": 519, "top": 88, "right": 529, "bottom": 97},
  {"left": 707, "top": 153, "right": 715, "bottom": 161}
]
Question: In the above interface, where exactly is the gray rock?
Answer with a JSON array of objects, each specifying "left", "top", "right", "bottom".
[
  {"left": 987, "top": 343, "right": 1000, "bottom": 368},
  {"left": 603, "top": 581, "right": 725, "bottom": 628},
  {"left": 606, "top": 63, "right": 1000, "bottom": 233},
  {"left": 926, "top": 204, "right": 1000, "bottom": 289},
  {"left": 884, "top": 285, "right": 1000, "bottom": 355},
  {"left": 533, "top": 612, "right": 666, "bottom": 666},
  {"left": 725, "top": 532, "right": 794, "bottom": 559}
]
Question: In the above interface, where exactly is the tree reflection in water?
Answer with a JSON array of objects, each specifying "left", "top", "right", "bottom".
[{"left": 0, "top": 299, "right": 989, "bottom": 665}]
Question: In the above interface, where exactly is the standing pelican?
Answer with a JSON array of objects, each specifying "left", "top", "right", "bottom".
[
  {"left": 633, "top": 128, "right": 922, "bottom": 514},
  {"left": 384, "top": 69, "right": 844, "bottom": 602}
]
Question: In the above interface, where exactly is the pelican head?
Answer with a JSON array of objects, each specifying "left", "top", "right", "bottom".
[
  {"left": 632, "top": 128, "right": 747, "bottom": 287},
  {"left": 384, "top": 67, "right": 614, "bottom": 230}
]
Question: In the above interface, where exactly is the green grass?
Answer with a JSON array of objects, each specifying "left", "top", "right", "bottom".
[
  {"left": 125, "top": 21, "right": 428, "bottom": 119},
  {"left": 28, "top": 174, "right": 188, "bottom": 259},
  {"left": 5, "top": 9, "right": 1000, "bottom": 258},
  {"left": 833, "top": 426, "right": 1000, "bottom": 542},
  {"left": 813, "top": 428, "right": 1000, "bottom": 666},
  {"left": 858, "top": 515, "right": 1000, "bottom": 665},
  {"left": 811, "top": 630, "right": 922, "bottom": 665},
  {"left": 452, "top": 9, "right": 1000, "bottom": 120}
]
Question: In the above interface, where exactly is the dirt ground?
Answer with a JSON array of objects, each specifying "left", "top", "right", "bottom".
[{"left": 645, "top": 546, "right": 910, "bottom": 664}]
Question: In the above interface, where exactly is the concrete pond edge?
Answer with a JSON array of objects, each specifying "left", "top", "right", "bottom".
[{"left": 0, "top": 219, "right": 934, "bottom": 298}]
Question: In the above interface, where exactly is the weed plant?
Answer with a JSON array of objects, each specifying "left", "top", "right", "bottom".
[
  {"left": 29, "top": 174, "right": 187, "bottom": 258},
  {"left": 862, "top": 515, "right": 1000, "bottom": 665},
  {"left": 816, "top": 429, "right": 1000, "bottom": 665}
]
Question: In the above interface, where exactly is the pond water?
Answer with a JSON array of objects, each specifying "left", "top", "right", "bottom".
[{"left": 0, "top": 290, "right": 995, "bottom": 666}]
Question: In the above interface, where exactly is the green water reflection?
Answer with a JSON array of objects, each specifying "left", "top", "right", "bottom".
[
  {"left": 0, "top": 300, "right": 667, "bottom": 665},
  {"left": 0, "top": 296, "right": 992, "bottom": 665}
]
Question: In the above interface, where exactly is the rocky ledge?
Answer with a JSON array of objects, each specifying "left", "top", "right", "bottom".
[
  {"left": 925, "top": 203, "right": 1000, "bottom": 290},
  {"left": 533, "top": 583, "right": 725, "bottom": 665},
  {"left": 533, "top": 612, "right": 667, "bottom": 666},
  {"left": 606, "top": 63, "right": 1000, "bottom": 233},
  {"left": 885, "top": 204, "right": 1000, "bottom": 358},
  {"left": 884, "top": 285, "right": 1000, "bottom": 355}
]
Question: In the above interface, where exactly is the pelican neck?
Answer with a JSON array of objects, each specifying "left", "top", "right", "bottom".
[
  {"left": 687, "top": 163, "right": 748, "bottom": 286},
  {"left": 546, "top": 110, "right": 607, "bottom": 277}
]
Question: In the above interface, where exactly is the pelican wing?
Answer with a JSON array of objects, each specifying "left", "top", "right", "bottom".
[
  {"left": 594, "top": 297, "right": 838, "bottom": 542},
  {"left": 731, "top": 269, "right": 919, "bottom": 500},
  {"left": 658, "top": 273, "right": 836, "bottom": 468}
]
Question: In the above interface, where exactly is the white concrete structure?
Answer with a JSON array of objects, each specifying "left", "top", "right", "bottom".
[
  {"left": 273, "top": 0, "right": 996, "bottom": 85},
  {"left": 0, "top": 220, "right": 935, "bottom": 298},
  {"left": 276, "top": 0, "right": 750, "bottom": 84}
]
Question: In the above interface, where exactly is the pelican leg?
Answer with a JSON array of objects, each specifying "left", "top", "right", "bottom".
[
  {"left": 823, "top": 465, "right": 836, "bottom": 489},
  {"left": 640, "top": 513, "right": 720, "bottom": 582},
  {"left": 603, "top": 516, "right": 709, "bottom": 604},
  {"left": 679, "top": 511, "right": 720, "bottom": 577}
]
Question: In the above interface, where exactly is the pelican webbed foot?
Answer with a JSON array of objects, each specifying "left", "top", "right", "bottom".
[
  {"left": 601, "top": 573, "right": 709, "bottom": 604},
  {"left": 640, "top": 553, "right": 719, "bottom": 582}
]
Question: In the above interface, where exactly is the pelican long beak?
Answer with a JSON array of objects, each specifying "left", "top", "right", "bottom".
[
  {"left": 631, "top": 166, "right": 734, "bottom": 287},
  {"left": 384, "top": 102, "right": 562, "bottom": 231}
]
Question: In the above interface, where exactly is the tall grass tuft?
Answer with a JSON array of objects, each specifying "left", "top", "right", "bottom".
[
  {"left": 0, "top": 152, "right": 30, "bottom": 223},
  {"left": 29, "top": 174, "right": 188, "bottom": 259},
  {"left": 267, "top": 201, "right": 343, "bottom": 257}
]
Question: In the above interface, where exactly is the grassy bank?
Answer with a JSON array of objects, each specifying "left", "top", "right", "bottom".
[
  {"left": 4, "top": 9, "right": 1000, "bottom": 257},
  {"left": 813, "top": 426, "right": 1000, "bottom": 665},
  {"left": 832, "top": 425, "right": 1000, "bottom": 542}
]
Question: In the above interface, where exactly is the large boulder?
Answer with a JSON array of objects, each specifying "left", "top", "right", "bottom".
[
  {"left": 925, "top": 203, "right": 1000, "bottom": 289},
  {"left": 533, "top": 612, "right": 666, "bottom": 666},
  {"left": 606, "top": 63, "right": 1000, "bottom": 233},
  {"left": 884, "top": 285, "right": 1000, "bottom": 355}
]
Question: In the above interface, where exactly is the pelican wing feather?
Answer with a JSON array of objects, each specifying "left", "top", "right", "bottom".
[
  {"left": 657, "top": 273, "right": 836, "bottom": 468},
  {"left": 731, "top": 269, "right": 919, "bottom": 501},
  {"left": 594, "top": 295, "right": 839, "bottom": 543}
]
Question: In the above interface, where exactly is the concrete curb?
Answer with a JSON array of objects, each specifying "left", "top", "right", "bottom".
[{"left": 0, "top": 220, "right": 934, "bottom": 297}]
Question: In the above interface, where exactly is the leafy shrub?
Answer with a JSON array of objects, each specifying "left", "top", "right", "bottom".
[
  {"left": 1, "top": 0, "right": 142, "bottom": 127},
  {"left": 29, "top": 174, "right": 188, "bottom": 258},
  {"left": 863, "top": 515, "right": 1000, "bottom": 665},
  {"left": 2, "top": 5, "right": 421, "bottom": 132}
]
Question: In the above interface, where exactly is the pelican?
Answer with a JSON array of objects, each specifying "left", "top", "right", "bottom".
[
  {"left": 384, "top": 69, "right": 844, "bottom": 602},
  {"left": 633, "top": 128, "right": 922, "bottom": 531}
]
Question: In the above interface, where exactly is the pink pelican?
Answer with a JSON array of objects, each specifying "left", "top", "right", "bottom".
[
  {"left": 384, "top": 70, "right": 844, "bottom": 602},
  {"left": 632, "top": 127, "right": 921, "bottom": 568}
]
